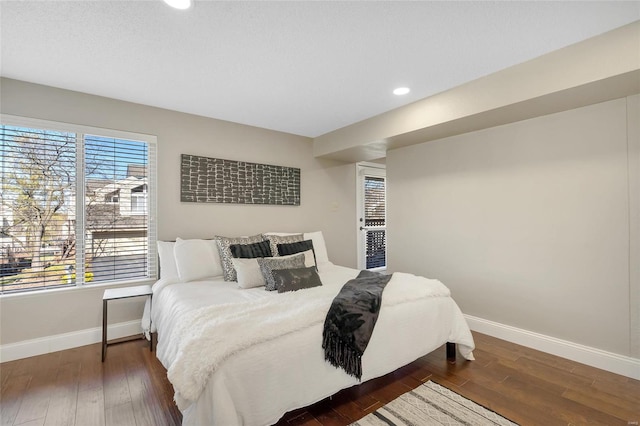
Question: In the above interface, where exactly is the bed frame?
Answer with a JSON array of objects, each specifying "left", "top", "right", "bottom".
[
  {"left": 446, "top": 342, "right": 457, "bottom": 363},
  {"left": 152, "top": 330, "right": 457, "bottom": 364}
]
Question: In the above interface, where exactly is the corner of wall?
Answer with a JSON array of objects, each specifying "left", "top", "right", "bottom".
[{"left": 627, "top": 94, "right": 640, "bottom": 358}]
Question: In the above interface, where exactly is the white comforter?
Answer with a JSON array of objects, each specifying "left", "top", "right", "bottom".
[{"left": 145, "top": 264, "right": 475, "bottom": 426}]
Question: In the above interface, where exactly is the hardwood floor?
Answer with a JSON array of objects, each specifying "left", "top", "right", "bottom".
[{"left": 1, "top": 331, "right": 638, "bottom": 425}]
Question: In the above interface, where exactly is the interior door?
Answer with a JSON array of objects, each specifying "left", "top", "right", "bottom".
[{"left": 357, "top": 164, "right": 386, "bottom": 271}]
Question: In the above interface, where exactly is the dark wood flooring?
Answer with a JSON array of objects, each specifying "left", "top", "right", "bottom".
[{"left": 1, "top": 331, "right": 638, "bottom": 425}]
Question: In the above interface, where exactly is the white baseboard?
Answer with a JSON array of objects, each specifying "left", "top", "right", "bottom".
[
  {"left": 4, "top": 315, "right": 639, "bottom": 381},
  {"left": 464, "top": 314, "right": 640, "bottom": 380},
  {"left": 0, "top": 320, "right": 143, "bottom": 363}
]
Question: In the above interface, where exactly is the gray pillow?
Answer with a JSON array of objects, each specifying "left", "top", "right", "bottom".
[
  {"left": 273, "top": 266, "right": 323, "bottom": 293},
  {"left": 216, "top": 234, "right": 265, "bottom": 281},
  {"left": 262, "top": 234, "right": 304, "bottom": 258},
  {"left": 257, "top": 253, "right": 306, "bottom": 291}
]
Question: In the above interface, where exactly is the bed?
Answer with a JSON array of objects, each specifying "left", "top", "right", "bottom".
[{"left": 142, "top": 232, "right": 475, "bottom": 426}]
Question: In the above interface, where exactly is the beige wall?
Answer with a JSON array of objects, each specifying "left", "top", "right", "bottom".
[
  {"left": 387, "top": 96, "right": 638, "bottom": 357},
  {"left": 0, "top": 78, "right": 357, "bottom": 346}
]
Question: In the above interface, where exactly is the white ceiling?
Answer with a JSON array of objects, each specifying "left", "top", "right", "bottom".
[{"left": 1, "top": 1, "right": 638, "bottom": 138}]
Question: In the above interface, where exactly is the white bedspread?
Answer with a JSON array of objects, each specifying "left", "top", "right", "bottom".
[{"left": 147, "top": 264, "right": 475, "bottom": 426}]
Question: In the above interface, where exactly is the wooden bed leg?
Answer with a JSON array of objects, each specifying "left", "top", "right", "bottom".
[
  {"left": 446, "top": 342, "right": 456, "bottom": 364},
  {"left": 150, "top": 332, "right": 156, "bottom": 352}
]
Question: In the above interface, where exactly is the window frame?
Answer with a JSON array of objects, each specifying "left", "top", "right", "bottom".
[
  {"left": 0, "top": 114, "right": 158, "bottom": 294},
  {"left": 355, "top": 162, "right": 387, "bottom": 271}
]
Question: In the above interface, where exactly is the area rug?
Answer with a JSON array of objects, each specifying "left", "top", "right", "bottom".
[{"left": 351, "top": 381, "right": 519, "bottom": 426}]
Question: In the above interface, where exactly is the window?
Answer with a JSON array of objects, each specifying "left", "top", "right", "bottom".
[{"left": 0, "top": 115, "right": 157, "bottom": 293}]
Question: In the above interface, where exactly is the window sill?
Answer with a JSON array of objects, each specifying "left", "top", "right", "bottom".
[{"left": 0, "top": 277, "right": 156, "bottom": 300}]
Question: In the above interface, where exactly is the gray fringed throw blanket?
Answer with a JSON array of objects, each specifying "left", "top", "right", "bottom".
[{"left": 322, "top": 270, "right": 393, "bottom": 379}]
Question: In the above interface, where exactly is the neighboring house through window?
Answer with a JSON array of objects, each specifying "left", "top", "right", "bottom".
[
  {"left": 105, "top": 189, "right": 120, "bottom": 203},
  {"left": 0, "top": 115, "right": 157, "bottom": 293},
  {"left": 130, "top": 184, "right": 147, "bottom": 215}
]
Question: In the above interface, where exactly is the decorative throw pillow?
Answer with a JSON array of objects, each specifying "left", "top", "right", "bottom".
[
  {"left": 277, "top": 240, "right": 316, "bottom": 269},
  {"left": 216, "top": 234, "right": 265, "bottom": 281},
  {"left": 273, "top": 266, "right": 323, "bottom": 293},
  {"left": 232, "top": 258, "right": 266, "bottom": 289},
  {"left": 262, "top": 233, "right": 304, "bottom": 258},
  {"left": 230, "top": 240, "right": 272, "bottom": 259},
  {"left": 257, "top": 253, "right": 306, "bottom": 291}
]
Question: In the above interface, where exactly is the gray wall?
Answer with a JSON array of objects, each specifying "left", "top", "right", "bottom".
[
  {"left": 0, "top": 78, "right": 356, "bottom": 345},
  {"left": 387, "top": 96, "right": 639, "bottom": 358}
]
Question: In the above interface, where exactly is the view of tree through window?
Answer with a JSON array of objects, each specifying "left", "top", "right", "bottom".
[{"left": 0, "top": 123, "right": 156, "bottom": 293}]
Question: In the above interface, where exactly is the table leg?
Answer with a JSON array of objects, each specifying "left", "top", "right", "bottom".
[
  {"left": 149, "top": 294, "right": 153, "bottom": 352},
  {"left": 102, "top": 299, "right": 107, "bottom": 362}
]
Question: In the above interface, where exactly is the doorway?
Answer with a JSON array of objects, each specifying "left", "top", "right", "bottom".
[{"left": 356, "top": 163, "right": 386, "bottom": 271}]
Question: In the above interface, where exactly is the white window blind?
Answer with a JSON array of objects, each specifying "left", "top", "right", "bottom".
[
  {"left": 364, "top": 176, "right": 385, "bottom": 227},
  {"left": 0, "top": 117, "right": 157, "bottom": 293}
]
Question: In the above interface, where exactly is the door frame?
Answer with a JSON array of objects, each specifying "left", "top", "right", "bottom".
[{"left": 355, "top": 162, "right": 387, "bottom": 270}]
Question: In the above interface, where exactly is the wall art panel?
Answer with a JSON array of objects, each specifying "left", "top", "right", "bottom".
[{"left": 180, "top": 154, "right": 300, "bottom": 205}]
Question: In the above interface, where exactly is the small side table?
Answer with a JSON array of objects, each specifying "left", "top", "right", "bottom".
[{"left": 102, "top": 284, "right": 152, "bottom": 362}]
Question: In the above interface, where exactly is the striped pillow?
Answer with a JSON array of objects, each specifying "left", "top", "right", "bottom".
[{"left": 230, "top": 240, "right": 272, "bottom": 259}]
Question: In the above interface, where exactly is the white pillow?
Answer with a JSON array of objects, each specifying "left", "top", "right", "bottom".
[
  {"left": 157, "top": 241, "right": 178, "bottom": 279},
  {"left": 232, "top": 258, "right": 265, "bottom": 289},
  {"left": 303, "top": 231, "right": 329, "bottom": 265},
  {"left": 231, "top": 250, "right": 316, "bottom": 289},
  {"left": 301, "top": 249, "right": 316, "bottom": 268},
  {"left": 173, "top": 237, "right": 223, "bottom": 282}
]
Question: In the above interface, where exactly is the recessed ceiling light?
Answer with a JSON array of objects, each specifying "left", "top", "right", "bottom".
[
  {"left": 164, "top": 0, "right": 192, "bottom": 10},
  {"left": 393, "top": 87, "right": 410, "bottom": 96}
]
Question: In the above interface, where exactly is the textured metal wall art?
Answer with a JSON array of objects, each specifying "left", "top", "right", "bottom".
[{"left": 180, "top": 154, "right": 300, "bottom": 205}]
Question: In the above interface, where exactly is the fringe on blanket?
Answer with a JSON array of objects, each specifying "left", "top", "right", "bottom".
[{"left": 322, "top": 330, "right": 363, "bottom": 379}]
